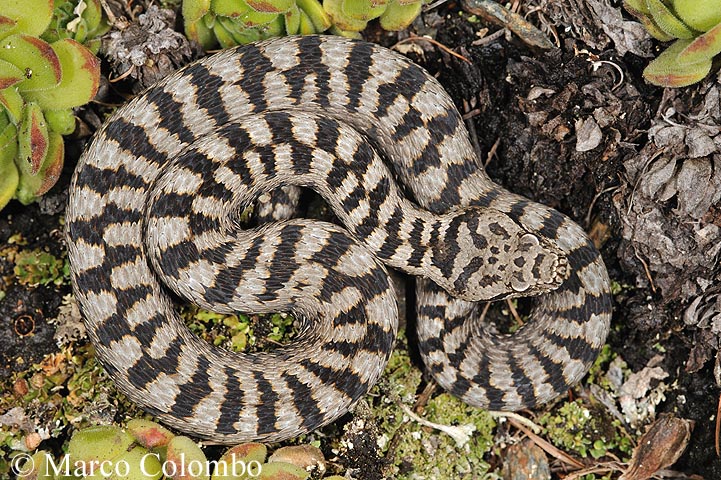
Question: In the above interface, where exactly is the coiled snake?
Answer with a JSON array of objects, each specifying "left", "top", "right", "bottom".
[{"left": 66, "top": 35, "right": 612, "bottom": 443}]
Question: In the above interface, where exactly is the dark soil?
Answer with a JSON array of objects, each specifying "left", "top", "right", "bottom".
[
  {"left": 0, "top": 200, "right": 68, "bottom": 379},
  {"left": 2, "top": 1, "right": 720, "bottom": 479}
]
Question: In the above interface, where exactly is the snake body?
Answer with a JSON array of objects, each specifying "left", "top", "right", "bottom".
[{"left": 66, "top": 35, "right": 612, "bottom": 443}]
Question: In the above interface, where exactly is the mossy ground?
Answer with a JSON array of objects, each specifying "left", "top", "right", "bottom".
[
  {"left": 0, "top": 300, "right": 640, "bottom": 479},
  {"left": 0, "top": 171, "right": 689, "bottom": 480}
]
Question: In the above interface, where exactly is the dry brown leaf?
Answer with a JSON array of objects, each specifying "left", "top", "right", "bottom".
[{"left": 619, "top": 415, "right": 692, "bottom": 480}]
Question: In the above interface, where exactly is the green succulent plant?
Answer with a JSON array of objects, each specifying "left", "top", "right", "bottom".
[
  {"left": 184, "top": 0, "right": 333, "bottom": 49},
  {"left": 183, "top": 0, "right": 426, "bottom": 49},
  {"left": 323, "top": 0, "right": 424, "bottom": 34},
  {"left": 0, "top": 0, "right": 100, "bottom": 211},
  {"left": 42, "top": 0, "right": 111, "bottom": 55},
  {"left": 16, "top": 419, "right": 347, "bottom": 480},
  {"left": 624, "top": 0, "right": 721, "bottom": 87}
]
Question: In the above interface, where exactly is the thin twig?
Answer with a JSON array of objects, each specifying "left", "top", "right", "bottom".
[
  {"left": 716, "top": 395, "right": 721, "bottom": 457},
  {"left": 633, "top": 248, "right": 657, "bottom": 294},
  {"left": 463, "top": 99, "right": 483, "bottom": 158},
  {"left": 484, "top": 137, "right": 501, "bottom": 169},
  {"left": 506, "top": 299, "right": 523, "bottom": 326},
  {"left": 562, "top": 462, "right": 626, "bottom": 480},
  {"left": 460, "top": 0, "right": 554, "bottom": 50},
  {"left": 400, "top": 404, "right": 476, "bottom": 447},
  {"left": 109, "top": 65, "right": 135, "bottom": 83},
  {"left": 415, "top": 381, "right": 437, "bottom": 412},
  {"left": 462, "top": 108, "right": 481, "bottom": 120},
  {"left": 470, "top": 28, "right": 505, "bottom": 47},
  {"left": 506, "top": 417, "right": 585, "bottom": 469},
  {"left": 393, "top": 36, "right": 472, "bottom": 64},
  {"left": 423, "top": 0, "right": 448, "bottom": 11},
  {"left": 584, "top": 184, "right": 618, "bottom": 228},
  {"left": 490, "top": 411, "right": 542, "bottom": 434}
]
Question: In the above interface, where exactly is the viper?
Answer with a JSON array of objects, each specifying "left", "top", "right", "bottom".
[{"left": 65, "top": 35, "right": 612, "bottom": 443}]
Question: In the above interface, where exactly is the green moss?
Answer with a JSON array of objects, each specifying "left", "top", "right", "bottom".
[
  {"left": 266, "top": 313, "right": 295, "bottom": 343},
  {"left": 610, "top": 280, "right": 625, "bottom": 295},
  {"left": 182, "top": 305, "right": 255, "bottom": 352},
  {"left": 181, "top": 306, "right": 298, "bottom": 353},
  {"left": 370, "top": 331, "right": 496, "bottom": 479},
  {"left": 160, "top": 0, "right": 184, "bottom": 9},
  {"left": 586, "top": 344, "right": 616, "bottom": 387},
  {"left": 579, "top": 474, "right": 614, "bottom": 480},
  {"left": 537, "top": 399, "right": 633, "bottom": 460},
  {"left": 12, "top": 248, "right": 67, "bottom": 286},
  {"left": 0, "top": 343, "right": 142, "bottom": 470},
  {"left": 384, "top": 394, "right": 496, "bottom": 478}
]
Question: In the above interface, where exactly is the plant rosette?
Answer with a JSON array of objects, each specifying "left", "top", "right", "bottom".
[
  {"left": 183, "top": 0, "right": 426, "bottom": 48},
  {"left": 623, "top": 0, "right": 721, "bottom": 87},
  {"left": 323, "top": 0, "right": 424, "bottom": 34},
  {"left": 42, "top": 0, "right": 111, "bottom": 55},
  {"left": 0, "top": 0, "right": 100, "bottom": 210},
  {"left": 184, "top": 0, "right": 332, "bottom": 49}
]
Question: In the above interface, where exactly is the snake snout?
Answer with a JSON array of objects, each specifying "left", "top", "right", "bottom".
[
  {"left": 448, "top": 211, "right": 568, "bottom": 302},
  {"left": 507, "top": 232, "right": 568, "bottom": 295}
]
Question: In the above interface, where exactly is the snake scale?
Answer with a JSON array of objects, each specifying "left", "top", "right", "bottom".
[{"left": 66, "top": 35, "right": 612, "bottom": 443}]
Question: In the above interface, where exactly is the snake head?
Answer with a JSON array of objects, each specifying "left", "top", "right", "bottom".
[{"left": 433, "top": 208, "right": 569, "bottom": 302}]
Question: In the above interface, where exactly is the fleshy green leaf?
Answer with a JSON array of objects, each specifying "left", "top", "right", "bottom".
[
  {"left": 0, "top": 85, "right": 25, "bottom": 123},
  {"left": 623, "top": 1, "right": 676, "bottom": 40},
  {"left": 267, "top": 445, "right": 324, "bottom": 471},
  {"left": 83, "top": 0, "right": 108, "bottom": 35},
  {"left": 105, "top": 445, "right": 163, "bottom": 480},
  {"left": 0, "top": 120, "right": 18, "bottom": 210},
  {"left": 183, "top": 0, "right": 212, "bottom": 22},
  {"left": 257, "top": 462, "right": 309, "bottom": 480},
  {"left": 324, "top": 0, "right": 369, "bottom": 31},
  {"left": 341, "top": 0, "right": 387, "bottom": 21},
  {"left": 0, "top": 16, "right": 19, "bottom": 42},
  {"left": 298, "top": 10, "right": 317, "bottom": 34},
  {"left": 239, "top": 8, "right": 280, "bottom": 26},
  {"left": 71, "top": 17, "right": 89, "bottom": 44},
  {"left": 645, "top": 0, "right": 697, "bottom": 38},
  {"left": 44, "top": 108, "right": 76, "bottom": 135},
  {"left": 247, "top": 0, "right": 294, "bottom": 14},
  {"left": 639, "top": 13, "right": 677, "bottom": 40},
  {"left": 212, "top": 443, "right": 268, "bottom": 480},
  {"left": 263, "top": 15, "right": 285, "bottom": 36},
  {"left": 186, "top": 16, "right": 218, "bottom": 49},
  {"left": 285, "top": 4, "right": 302, "bottom": 34},
  {"left": 16, "top": 450, "right": 55, "bottom": 480},
  {"left": 126, "top": 419, "right": 176, "bottom": 450},
  {"left": 24, "top": 38, "right": 100, "bottom": 109},
  {"left": 215, "top": 17, "right": 244, "bottom": 47},
  {"left": 379, "top": 0, "right": 422, "bottom": 30},
  {"left": 297, "top": 0, "right": 332, "bottom": 31},
  {"left": 0, "top": 0, "right": 54, "bottom": 37},
  {"left": 0, "top": 34, "right": 62, "bottom": 92},
  {"left": 643, "top": 38, "right": 713, "bottom": 86},
  {"left": 0, "top": 58, "right": 24, "bottom": 90},
  {"left": 329, "top": 24, "right": 363, "bottom": 38},
  {"left": 16, "top": 102, "right": 48, "bottom": 176},
  {"left": 26, "top": 130, "right": 63, "bottom": 198},
  {"left": 66, "top": 426, "right": 136, "bottom": 465},
  {"left": 624, "top": 0, "right": 651, "bottom": 15},
  {"left": 677, "top": 21, "right": 721, "bottom": 64},
  {"left": 212, "top": 0, "right": 253, "bottom": 18},
  {"left": 166, "top": 436, "right": 210, "bottom": 480},
  {"left": 673, "top": 0, "right": 721, "bottom": 32}
]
